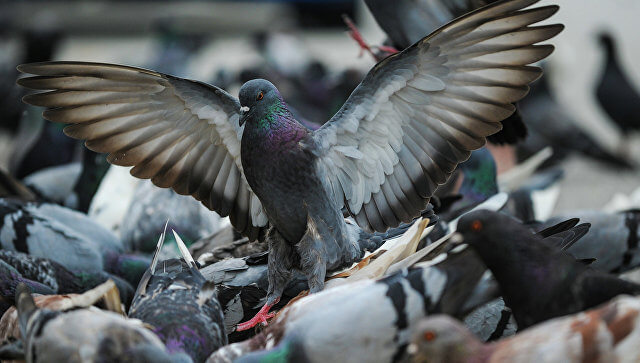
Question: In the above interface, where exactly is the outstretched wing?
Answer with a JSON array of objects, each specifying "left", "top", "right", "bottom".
[
  {"left": 313, "top": 0, "right": 562, "bottom": 232},
  {"left": 18, "top": 62, "right": 268, "bottom": 240}
]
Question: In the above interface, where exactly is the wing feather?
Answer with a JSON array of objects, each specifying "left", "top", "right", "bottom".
[
  {"left": 18, "top": 62, "right": 268, "bottom": 239},
  {"left": 313, "top": 0, "right": 561, "bottom": 232}
]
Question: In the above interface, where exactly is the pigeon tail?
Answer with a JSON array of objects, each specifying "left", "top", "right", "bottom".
[
  {"left": 173, "top": 229, "right": 196, "bottom": 268},
  {"left": 149, "top": 220, "right": 169, "bottom": 274}
]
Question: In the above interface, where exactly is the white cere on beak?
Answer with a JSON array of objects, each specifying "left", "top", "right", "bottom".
[
  {"left": 407, "top": 344, "right": 418, "bottom": 354},
  {"left": 449, "top": 232, "right": 464, "bottom": 245},
  {"left": 240, "top": 106, "right": 250, "bottom": 113}
]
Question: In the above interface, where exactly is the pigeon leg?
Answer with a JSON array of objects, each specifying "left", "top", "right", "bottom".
[
  {"left": 342, "top": 14, "right": 399, "bottom": 61},
  {"left": 296, "top": 219, "right": 328, "bottom": 293},
  {"left": 342, "top": 14, "right": 376, "bottom": 60},
  {"left": 236, "top": 228, "right": 293, "bottom": 331}
]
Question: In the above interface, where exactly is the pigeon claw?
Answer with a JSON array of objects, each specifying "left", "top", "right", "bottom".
[
  {"left": 377, "top": 45, "right": 399, "bottom": 55},
  {"left": 236, "top": 301, "right": 278, "bottom": 331}
]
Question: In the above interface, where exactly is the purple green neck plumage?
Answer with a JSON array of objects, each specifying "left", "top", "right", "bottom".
[
  {"left": 247, "top": 94, "right": 307, "bottom": 146},
  {"left": 256, "top": 99, "right": 292, "bottom": 130}
]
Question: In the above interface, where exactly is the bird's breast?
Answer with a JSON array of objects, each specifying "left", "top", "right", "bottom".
[{"left": 241, "top": 134, "right": 324, "bottom": 242}]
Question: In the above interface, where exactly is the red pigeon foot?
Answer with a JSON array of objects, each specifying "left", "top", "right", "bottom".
[
  {"left": 236, "top": 298, "right": 280, "bottom": 331},
  {"left": 342, "top": 14, "right": 375, "bottom": 59}
]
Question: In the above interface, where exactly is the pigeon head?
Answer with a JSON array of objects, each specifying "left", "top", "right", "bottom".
[
  {"left": 455, "top": 210, "right": 522, "bottom": 254},
  {"left": 234, "top": 334, "right": 308, "bottom": 363},
  {"left": 238, "top": 79, "right": 286, "bottom": 126},
  {"left": 598, "top": 33, "right": 616, "bottom": 55},
  {"left": 458, "top": 148, "right": 498, "bottom": 202},
  {"left": 407, "top": 315, "right": 483, "bottom": 363},
  {"left": 104, "top": 252, "right": 151, "bottom": 287}
]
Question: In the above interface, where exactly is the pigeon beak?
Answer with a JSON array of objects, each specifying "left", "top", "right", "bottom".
[{"left": 239, "top": 106, "right": 250, "bottom": 126}]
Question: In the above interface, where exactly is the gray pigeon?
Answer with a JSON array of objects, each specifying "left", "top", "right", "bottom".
[
  {"left": 18, "top": 0, "right": 563, "bottom": 330},
  {"left": 0, "top": 198, "right": 149, "bottom": 289},
  {"left": 120, "top": 179, "right": 222, "bottom": 253},
  {"left": 0, "top": 198, "right": 123, "bottom": 272},
  {"left": 542, "top": 210, "right": 640, "bottom": 274},
  {"left": 14, "top": 284, "right": 179, "bottom": 363}
]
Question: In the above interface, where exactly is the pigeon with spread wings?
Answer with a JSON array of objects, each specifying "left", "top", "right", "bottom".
[{"left": 18, "top": 0, "right": 563, "bottom": 331}]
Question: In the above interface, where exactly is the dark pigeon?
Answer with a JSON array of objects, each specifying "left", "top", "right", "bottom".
[
  {"left": 457, "top": 210, "right": 640, "bottom": 330},
  {"left": 463, "top": 216, "right": 591, "bottom": 340},
  {"left": 0, "top": 259, "right": 55, "bottom": 315},
  {"left": 0, "top": 250, "right": 134, "bottom": 309},
  {"left": 517, "top": 69, "right": 632, "bottom": 168},
  {"left": 129, "top": 228, "right": 227, "bottom": 362},
  {"left": 18, "top": 0, "right": 563, "bottom": 331},
  {"left": 67, "top": 147, "right": 111, "bottom": 213},
  {"left": 596, "top": 33, "right": 640, "bottom": 132}
]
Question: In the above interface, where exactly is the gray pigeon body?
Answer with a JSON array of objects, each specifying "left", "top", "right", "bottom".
[
  {"left": 0, "top": 198, "right": 148, "bottom": 291},
  {"left": 22, "top": 162, "right": 82, "bottom": 204},
  {"left": 18, "top": 0, "right": 563, "bottom": 329},
  {"left": 15, "top": 284, "right": 175, "bottom": 363},
  {"left": 0, "top": 198, "right": 122, "bottom": 272},
  {"left": 543, "top": 210, "right": 640, "bottom": 273},
  {"left": 121, "top": 179, "right": 222, "bottom": 253}
]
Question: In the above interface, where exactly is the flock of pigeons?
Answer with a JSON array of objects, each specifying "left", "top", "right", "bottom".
[{"left": 0, "top": 0, "right": 640, "bottom": 362}]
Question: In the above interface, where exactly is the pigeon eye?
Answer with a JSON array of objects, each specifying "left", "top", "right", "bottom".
[
  {"left": 471, "top": 220, "right": 483, "bottom": 232},
  {"left": 257, "top": 91, "right": 264, "bottom": 101},
  {"left": 424, "top": 331, "right": 436, "bottom": 341}
]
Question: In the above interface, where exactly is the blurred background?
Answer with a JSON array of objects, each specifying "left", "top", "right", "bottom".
[{"left": 0, "top": 0, "right": 639, "bottom": 221}]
